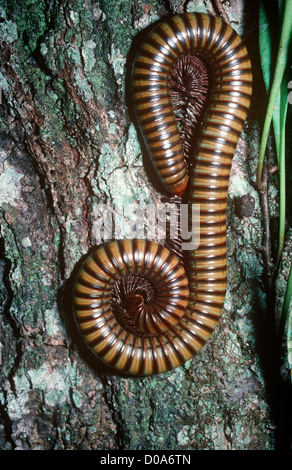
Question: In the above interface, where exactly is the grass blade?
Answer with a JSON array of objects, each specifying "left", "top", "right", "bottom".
[{"left": 257, "top": 0, "right": 292, "bottom": 188}]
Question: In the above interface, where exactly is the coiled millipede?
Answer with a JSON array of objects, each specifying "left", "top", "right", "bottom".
[{"left": 73, "top": 12, "right": 253, "bottom": 375}]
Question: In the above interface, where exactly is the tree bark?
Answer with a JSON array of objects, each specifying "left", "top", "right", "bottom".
[{"left": 0, "top": 0, "right": 288, "bottom": 450}]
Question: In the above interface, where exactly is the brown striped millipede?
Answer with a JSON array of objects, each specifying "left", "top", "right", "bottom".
[{"left": 73, "top": 12, "right": 253, "bottom": 375}]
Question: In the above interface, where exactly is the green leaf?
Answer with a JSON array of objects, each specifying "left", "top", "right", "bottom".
[
  {"left": 259, "top": 0, "right": 273, "bottom": 93},
  {"left": 258, "top": 0, "right": 290, "bottom": 162},
  {"left": 277, "top": 73, "right": 289, "bottom": 264},
  {"left": 257, "top": 0, "right": 292, "bottom": 186}
]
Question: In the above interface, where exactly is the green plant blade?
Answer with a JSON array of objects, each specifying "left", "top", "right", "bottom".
[
  {"left": 259, "top": 1, "right": 280, "bottom": 158},
  {"left": 276, "top": 78, "right": 289, "bottom": 265},
  {"left": 257, "top": 0, "right": 292, "bottom": 187}
]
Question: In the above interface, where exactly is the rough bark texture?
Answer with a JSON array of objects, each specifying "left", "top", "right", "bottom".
[{"left": 0, "top": 0, "right": 290, "bottom": 450}]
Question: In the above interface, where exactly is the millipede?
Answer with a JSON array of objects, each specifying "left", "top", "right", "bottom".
[{"left": 73, "top": 12, "right": 253, "bottom": 375}]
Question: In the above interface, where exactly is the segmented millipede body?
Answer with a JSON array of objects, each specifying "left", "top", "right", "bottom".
[{"left": 73, "top": 13, "right": 253, "bottom": 375}]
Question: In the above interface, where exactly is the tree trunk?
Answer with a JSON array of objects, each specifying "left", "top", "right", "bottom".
[{"left": 0, "top": 0, "right": 289, "bottom": 450}]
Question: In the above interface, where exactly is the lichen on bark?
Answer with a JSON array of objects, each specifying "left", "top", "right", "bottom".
[{"left": 0, "top": 0, "right": 288, "bottom": 450}]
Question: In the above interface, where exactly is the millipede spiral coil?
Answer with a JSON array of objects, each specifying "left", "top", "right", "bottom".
[{"left": 73, "top": 12, "right": 253, "bottom": 375}]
